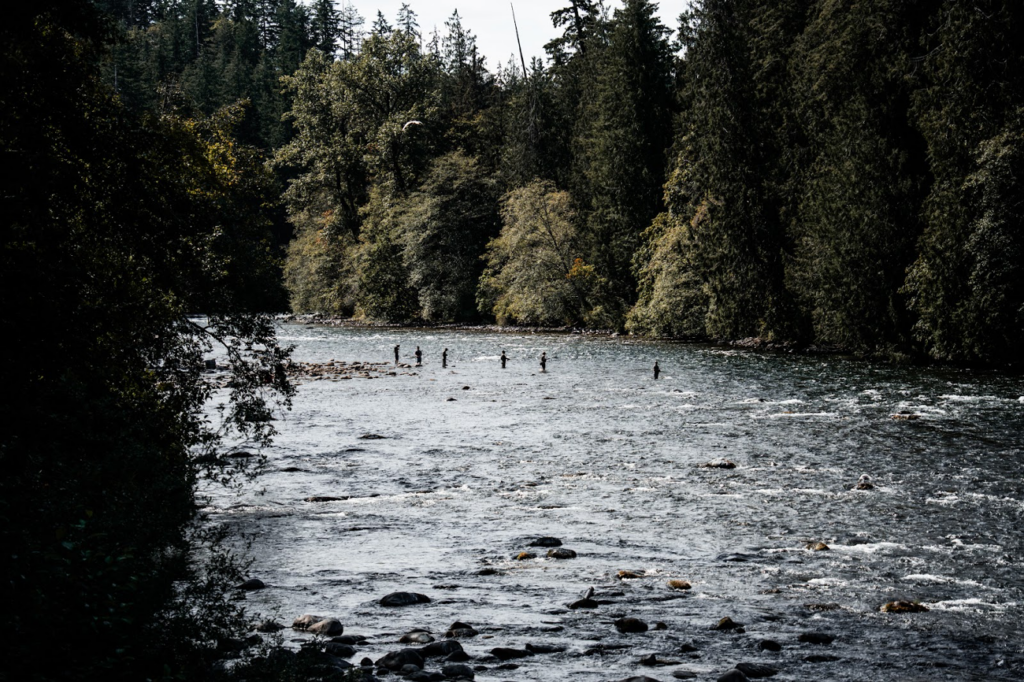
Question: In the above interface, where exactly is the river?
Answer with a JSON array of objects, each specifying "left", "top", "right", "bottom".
[{"left": 206, "top": 325, "right": 1024, "bottom": 681}]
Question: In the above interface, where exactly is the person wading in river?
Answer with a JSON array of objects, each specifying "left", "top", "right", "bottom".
[
  {"left": 540, "top": 352, "right": 547, "bottom": 372},
  {"left": 653, "top": 361, "right": 660, "bottom": 380},
  {"left": 394, "top": 344, "right": 400, "bottom": 365},
  {"left": 500, "top": 350, "right": 507, "bottom": 369},
  {"left": 442, "top": 348, "right": 448, "bottom": 368},
  {"left": 415, "top": 346, "right": 422, "bottom": 366}
]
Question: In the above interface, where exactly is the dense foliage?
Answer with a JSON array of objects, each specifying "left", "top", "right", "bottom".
[
  {"left": 1, "top": 1, "right": 293, "bottom": 678},
  {"left": 257, "top": 0, "right": 1023, "bottom": 362}
]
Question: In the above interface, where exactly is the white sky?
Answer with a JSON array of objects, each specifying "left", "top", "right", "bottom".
[{"left": 341, "top": 1, "right": 690, "bottom": 69}]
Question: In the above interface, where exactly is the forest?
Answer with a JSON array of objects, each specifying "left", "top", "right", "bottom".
[
  {"left": 2, "top": 1, "right": 1022, "bottom": 679},
  {"left": 97, "top": 0, "right": 1024, "bottom": 365}
]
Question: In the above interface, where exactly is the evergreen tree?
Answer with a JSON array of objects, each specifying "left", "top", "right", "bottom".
[{"left": 310, "top": 0, "right": 341, "bottom": 56}]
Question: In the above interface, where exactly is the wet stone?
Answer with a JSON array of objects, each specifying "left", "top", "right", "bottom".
[
  {"left": 672, "top": 672, "right": 697, "bottom": 680},
  {"left": 515, "top": 551, "right": 537, "bottom": 560},
  {"left": 490, "top": 647, "right": 533, "bottom": 661},
  {"left": 255, "top": 619, "right": 284, "bottom": 632},
  {"left": 380, "top": 592, "right": 431, "bottom": 607},
  {"left": 717, "top": 670, "right": 749, "bottom": 682},
  {"left": 525, "top": 643, "right": 565, "bottom": 654},
  {"left": 757, "top": 640, "right": 782, "bottom": 652},
  {"left": 420, "top": 640, "right": 464, "bottom": 658},
  {"left": 444, "top": 651, "right": 472, "bottom": 663},
  {"left": 325, "top": 642, "right": 357, "bottom": 658},
  {"left": 401, "top": 631, "right": 435, "bottom": 644},
  {"left": 711, "top": 617, "right": 744, "bottom": 631},
  {"left": 667, "top": 580, "right": 692, "bottom": 590},
  {"left": 804, "top": 654, "right": 840, "bottom": 663},
  {"left": 805, "top": 542, "right": 830, "bottom": 551},
  {"left": 702, "top": 459, "right": 737, "bottom": 469},
  {"left": 442, "top": 663, "right": 475, "bottom": 679},
  {"left": 547, "top": 548, "right": 577, "bottom": 559},
  {"left": 308, "top": 618, "right": 344, "bottom": 636},
  {"left": 735, "top": 662, "right": 778, "bottom": 678},
  {"left": 880, "top": 600, "right": 929, "bottom": 613},
  {"left": 332, "top": 634, "right": 367, "bottom": 645},
  {"left": 361, "top": 658, "right": 374, "bottom": 667},
  {"left": 376, "top": 649, "right": 425, "bottom": 671},
  {"left": 238, "top": 578, "right": 265, "bottom": 591},
  {"left": 615, "top": 677, "right": 662, "bottom": 682},
  {"left": 292, "top": 614, "right": 325, "bottom": 630},
  {"left": 615, "top": 617, "right": 649, "bottom": 634},
  {"left": 798, "top": 632, "right": 835, "bottom": 645},
  {"left": 618, "top": 570, "right": 644, "bottom": 579},
  {"left": 527, "top": 536, "right": 562, "bottom": 548},
  {"left": 805, "top": 603, "right": 841, "bottom": 612},
  {"left": 569, "top": 598, "right": 599, "bottom": 609}
]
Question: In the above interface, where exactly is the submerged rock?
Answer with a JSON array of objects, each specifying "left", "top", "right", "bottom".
[
  {"left": 490, "top": 647, "right": 533, "bottom": 661},
  {"left": 238, "top": 578, "right": 265, "bottom": 591},
  {"left": 757, "top": 640, "right": 782, "bottom": 652},
  {"left": 798, "top": 632, "right": 835, "bottom": 645},
  {"left": 734, "top": 662, "right": 778, "bottom": 678},
  {"left": 530, "top": 536, "right": 562, "bottom": 547},
  {"left": 615, "top": 617, "right": 649, "bottom": 634},
  {"left": 380, "top": 592, "right": 431, "bottom": 607},
  {"left": 880, "top": 600, "right": 929, "bottom": 613}
]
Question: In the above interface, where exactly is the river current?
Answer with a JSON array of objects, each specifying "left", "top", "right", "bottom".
[{"left": 207, "top": 326, "right": 1024, "bottom": 681}]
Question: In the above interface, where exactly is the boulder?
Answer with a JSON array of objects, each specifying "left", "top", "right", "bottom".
[
  {"left": 325, "top": 642, "right": 357, "bottom": 658},
  {"left": 401, "top": 631, "right": 435, "bottom": 644},
  {"left": 757, "top": 640, "right": 782, "bottom": 652},
  {"left": 444, "top": 650, "right": 472, "bottom": 663},
  {"left": 547, "top": 548, "right": 577, "bottom": 559},
  {"left": 615, "top": 617, "right": 649, "bottom": 634},
  {"left": 667, "top": 580, "right": 692, "bottom": 590},
  {"left": 530, "top": 537, "right": 562, "bottom": 547},
  {"left": 308, "top": 619, "right": 344, "bottom": 636},
  {"left": 717, "top": 670, "right": 749, "bottom": 682},
  {"left": 880, "top": 600, "right": 929, "bottom": 613},
  {"left": 292, "top": 614, "right": 326, "bottom": 630},
  {"left": 798, "top": 632, "right": 835, "bottom": 645},
  {"left": 238, "top": 578, "right": 266, "bottom": 591},
  {"left": 400, "top": 663, "right": 423, "bottom": 675},
  {"left": 490, "top": 647, "right": 533, "bottom": 661},
  {"left": 420, "top": 640, "right": 464, "bottom": 658},
  {"left": 380, "top": 592, "right": 431, "bottom": 607},
  {"left": 441, "top": 663, "right": 475, "bottom": 679},
  {"left": 375, "top": 649, "right": 425, "bottom": 671}
]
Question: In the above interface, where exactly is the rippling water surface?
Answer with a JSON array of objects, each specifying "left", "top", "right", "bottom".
[{"left": 207, "top": 326, "right": 1024, "bottom": 681}]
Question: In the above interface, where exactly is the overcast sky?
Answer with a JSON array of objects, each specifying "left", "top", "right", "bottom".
[{"left": 341, "top": 1, "right": 690, "bottom": 69}]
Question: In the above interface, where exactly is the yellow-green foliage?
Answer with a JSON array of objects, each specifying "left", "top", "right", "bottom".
[{"left": 479, "top": 180, "right": 598, "bottom": 326}]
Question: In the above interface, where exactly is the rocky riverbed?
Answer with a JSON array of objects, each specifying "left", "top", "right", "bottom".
[{"left": 205, "top": 326, "right": 1024, "bottom": 681}]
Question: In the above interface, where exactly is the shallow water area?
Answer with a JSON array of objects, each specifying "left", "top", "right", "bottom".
[{"left": 206, "top": 326, "right": 1024, "bottom": 681}]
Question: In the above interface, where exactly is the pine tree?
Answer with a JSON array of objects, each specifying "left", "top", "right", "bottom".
[{"left": 310, "top": 0, "right": 341, "bottom": 56}]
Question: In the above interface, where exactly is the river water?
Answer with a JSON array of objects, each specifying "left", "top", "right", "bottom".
[{"left": 207, "top": 326, "right": 1024, "bottom": 681}]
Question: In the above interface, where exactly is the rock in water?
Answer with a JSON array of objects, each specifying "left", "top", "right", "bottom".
[
  {"left": 798, "top": 632, "right": 835, "bottom": 645},
  {"left": 711, "top": 617, "right": 744, "bottom": 631},
  {"left": 667, "top": 580, "right": 692, "bottom": 590},
  {"left": 376, "top": 649, "right": 425, "bottom": 671},
  {"left": 702, "top": 459, "right": 737, "bottom": 469},
  {"left": 515, "top": 551, "right": 537, "bottom": 561},
  {"left": 420, "top": 640, "right": 464, "bottom": 658},
  {"left": 490, "top": 647, "right": 533, "bottom": 660},
  {"left": 717, "top": 670, "right": 750, "bottom": 682},
  {"left": 615, "top": 617, "right": 649, "bottom": 634},
  {"left": 618, "top": 570, "right": 644, "bottom": 579},
  {"left": 380, "top": 591, "right": 431, "bottom": 607},
  {"left": 569, "top": 598, "right": 598, "bottom": 609},
  {"left": 672, "top": 672, "right": 697, "bottom": 680},
  {"left": 525, "top": 643, "right": 565, "bottom": 654},
  {"left": 292, "top": 614, "right": 325, "bottom": 630},
  {"left": 401, "top": 630, "right": 435, "bottom": 644},
  {"left": 325, "top": 642, "right": 357, "bottom": 658},
  {"left": 757, "top": 640, "right": 782, "bottom": 652},
  {"left": 238, "top": 578, "right": 265, "bottom": 591},
  {"left": 735, "top": 662, "right": 778, "bottom": 678},
  {"left": 547, "top": 548, "right": 577, "bottom": 559},
  {"left": 614, "top": 677, "right": 663, "bottom": 682},
  {"left": 805, "top": 542, "right": 830, "bottom": 551},
  {"left": 308, "top": 618, "right": 344, "bottom": 636},
  {"left": 442, "top": 663, "right": 475, "bottom": 679},
  {"left": 880, "top": 600, "right": 929, "bottom": 613},
  {"left": 529, "top": 536, "right": 562, "bottom": 547}
]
